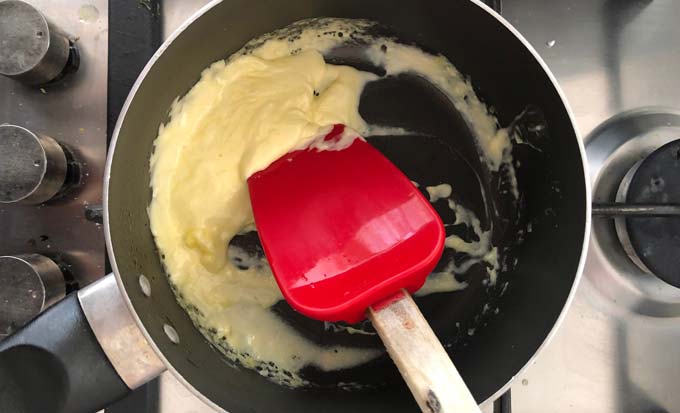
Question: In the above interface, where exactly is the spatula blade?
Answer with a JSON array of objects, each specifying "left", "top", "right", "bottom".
[{"left": 248, "top": 125, "right": 445, "bottom": 323}]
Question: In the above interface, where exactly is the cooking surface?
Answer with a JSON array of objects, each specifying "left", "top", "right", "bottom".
[{"left": 154, "top": 1, "right": 680, "bottom": 412}]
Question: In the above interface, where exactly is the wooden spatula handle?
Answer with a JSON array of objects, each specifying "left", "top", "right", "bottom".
[{"left": 368, "top": 291, "right": 481, "bottom": 413}]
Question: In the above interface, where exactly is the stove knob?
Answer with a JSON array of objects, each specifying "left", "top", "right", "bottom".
[
  {"left": 0, "top": 254, "right": 65, "bottom": 338},
  {"left": 0, "top": 124, "right": 68, "bottom": 204},
  {"left": 0, "top": 0, "right": 77, "bottom": 85}
]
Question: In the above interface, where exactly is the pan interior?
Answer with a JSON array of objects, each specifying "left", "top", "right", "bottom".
[
  {"left": 226, "top": 55, "right": 518, "bottom": 386},
  {"left": 106, "top": 1, "right": 587, "bottom": 412}
]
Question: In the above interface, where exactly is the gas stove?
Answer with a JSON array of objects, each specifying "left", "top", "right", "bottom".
[{"left": 1, "top": 1, "right": 679, "bottom": 412}]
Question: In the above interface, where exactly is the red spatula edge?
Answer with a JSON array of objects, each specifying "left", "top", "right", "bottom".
[{"left": 270, "top": 239, "right": 445, "bottom": 323}]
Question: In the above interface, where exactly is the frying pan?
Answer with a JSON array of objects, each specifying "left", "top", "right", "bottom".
[{"left": 0, "top": 1, "right": 590, "bottom": 412}]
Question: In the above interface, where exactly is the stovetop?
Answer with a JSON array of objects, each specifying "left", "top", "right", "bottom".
[
  {"left": 2, "top": 1, "right": 680, "bottom": 412},
  {"left": 504, "top": 2, "right": 680, "bottom": 412}
]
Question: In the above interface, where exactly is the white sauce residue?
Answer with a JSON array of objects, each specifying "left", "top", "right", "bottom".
[
  {"left": 416, "top": 271, "right": 468, "bottom": 296},
  {"left": 446, "top": 198, "right": 500, "bottom": 285},
  {"left": 149, "top": 18, "right": 512, "bottom": 388},
  {"left": 365, "top": 43, "right": 513, "bottom": 171},
  {"left": 426, "top": 183, "right": 452, "bottom": 202},
  {"left": 365, "top": 124, "right": 416, "bottom": 137},
  {"left": 298, "top": 125, "right": 365, "bottom": 152},
  {"left": 415, "top": 179, "right": 501, "bottom": 294}
]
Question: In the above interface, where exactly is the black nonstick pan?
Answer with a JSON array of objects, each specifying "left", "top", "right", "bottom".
[{"left": 0, "top": 1, "right": 590, "bottom": 412}]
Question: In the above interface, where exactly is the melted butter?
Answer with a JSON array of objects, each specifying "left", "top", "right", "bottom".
[{"left": 149, "top": 18, "right": 511, "bottom": 387}]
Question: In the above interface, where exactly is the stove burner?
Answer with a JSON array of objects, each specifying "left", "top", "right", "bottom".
[
  {"left": 615, "top": 139, "right": 680, "bottom": 288},
  {"left": 587, "top": 108, "right": 680, "bottom": 317}
]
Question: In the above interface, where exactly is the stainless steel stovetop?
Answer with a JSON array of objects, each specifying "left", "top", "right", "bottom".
[{"left": 2, "top": 1, "right": 680, "bottom": 412}]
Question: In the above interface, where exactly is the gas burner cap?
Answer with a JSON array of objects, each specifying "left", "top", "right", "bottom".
[{"left": 616, "top": 139, "right": 680, "bottom": 288}]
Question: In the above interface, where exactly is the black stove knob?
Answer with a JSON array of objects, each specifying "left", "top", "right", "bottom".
[
  {"left": 0, "top": 254, "right": 65, "bottom": 338},
  {"left": 0, "top": 124, "right": 68, "bottom": 204},
  {"left": 0, "top": 0, "right": 78, "bottom": 85}
]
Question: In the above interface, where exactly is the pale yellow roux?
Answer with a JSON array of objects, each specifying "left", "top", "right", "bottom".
[
  {"left": 415, "top": 183, "right": 500, "bottom": 295},
  {"left": 150, "top": 47, "right": 380, "bottom": 385},
  {"left": 446, "top": 198, "right": 500, "bottom": 285},
  {"left": 149, "top": 18, "right": 512, "bottom": 387},
  {"left": 426, "top": 183, "right": 453, "bottom": 202},
  {"left": 364, "top": 43, "right": 513, "bottom": 171}
]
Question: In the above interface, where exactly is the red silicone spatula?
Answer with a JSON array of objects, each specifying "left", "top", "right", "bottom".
[{"left": 248, "top": 125, "right": 481, "bottom": 413}]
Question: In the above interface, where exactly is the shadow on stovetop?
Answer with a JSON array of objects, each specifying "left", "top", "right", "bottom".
[{"left": 615, "top": 318, "right": 671, "bottom": 413}]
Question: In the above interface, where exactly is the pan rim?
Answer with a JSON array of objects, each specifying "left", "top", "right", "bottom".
[
  {"left": 103, "top": 0, "right": 592, "bottom": 410},
  {"left": 104, "top": 1, "right": 228, "bottom": 412},
  {"left": 465, "top": 0, "right": 591, "bottom": 407}
]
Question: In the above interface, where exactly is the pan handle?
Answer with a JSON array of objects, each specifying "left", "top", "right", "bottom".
[{"left": 0, "top": 274, "right": 165, "bottom": 413}]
